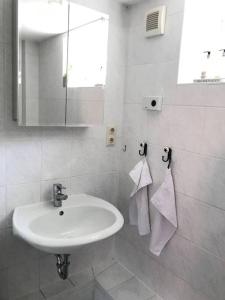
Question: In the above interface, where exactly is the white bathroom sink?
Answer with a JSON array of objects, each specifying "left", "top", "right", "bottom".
[{"left": 13, "top": 194, "right": 124, "bottom": 254}]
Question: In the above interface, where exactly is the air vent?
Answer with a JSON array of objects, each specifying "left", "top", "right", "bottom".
[
  {"left": 146, "top": 11, "right": 159, "bottom": 31},
  {"left": 145, "top": 6, "right": 166, "bottom": 38}
]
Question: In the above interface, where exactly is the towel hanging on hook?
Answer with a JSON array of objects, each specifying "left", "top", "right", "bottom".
[
  {"left": 139, "top": 143, "right": 148, "bottom": 157},
  {"left": 162, "top": 147, "right": 172, "bottom": 169}
]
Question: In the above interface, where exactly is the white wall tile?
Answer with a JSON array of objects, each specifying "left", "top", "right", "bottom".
[
  {"left": 173, "top": 150, "right": 225, "bottom": 210},
  {"left": 115, "top": 236, "right": 210, "bottom": 300},
  {"left": 3, "top": 0, "right": 225, "bottom": 299},
  {"left": 127, "top": 12, "right": 183, "bottom": 66},
  {"left": 6, "top": 139, "right": 42, "bottom": 185},
  {"left": 157, "top": 234, "right": 225, "bottom": 300},
  {"left": 8, "top": 260, "right": 39, "bottom": 300},
  {"left": 0, "top": 267, "right": 8, "bottom": 300},
  {"left": 41, "top": 131, "right": 72, "bottom": 180},
  {"left": 0, "top": 0, "right": 12, "bottom": 45},
  {"left": 39, "top": 255, "right": 62, "bottom": 288},
  {"left": 165, "top": 106, "right": 205, "bottom": 153},
  {"left": 71, "top": 138, "right": 103, "bottom": 176},
  {"left": 124, "top": 63, "right": 164, "bottom": 104},
  {"left": 177, "top": 193, "right": 225, "bottom": 261},
  {"left": 17, "top": 292, "right": 45, "bottom": 300},
  {"left": 0, "top": 0, "right": 126, "bottom": 298},
  {"left": 70, "top": 174, "right": 98, "bottom": 196},
  {"left": 6, "top": 182, "right": 40, "bottom": 226},
  {"left": 118, "top": 0, "right": 225, "bottom": 299},
  {"left": 201, "top": 107, "right": 225, "bottom": 159},
  {"left": 6, "top": 228, "right": 39, "bottom": 269},
  {"left": 128, "top": 0, "right": 185, "bottom": 28},
  {"left": 73, "top": 237, "right": 115, "bottom": 275},
  {"left": 171, "top": 84, "right": 225, "bottom": 108},
  {"left": 0, "top": 186, "right": 6, "bottom": 228},
  {"left": 0, "top": 229, "right": 7, "bottom": 270},
  {"left": 123, "top": 103, "right": 148, "bottom": 140},
  {"left": 95, "top": 173, "right": 119, "bottom": 205}
]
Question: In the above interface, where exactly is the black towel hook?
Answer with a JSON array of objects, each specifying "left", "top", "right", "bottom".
[
  {"left": 162, "top": 147, "right": 172, "bottom": 169},
  {"left": 139, "top": 143, "right": 147, "bottom": 157}
]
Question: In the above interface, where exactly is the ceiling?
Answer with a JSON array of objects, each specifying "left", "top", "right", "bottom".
[
  {"left": 19, "top": 0, "right": 144, "bottom": 42},
  {"left": 117, "top": 0, "right": 145, "bottom": 5},
  {"left": 20, "top": 0, "right": 107, "bottom": 42}
]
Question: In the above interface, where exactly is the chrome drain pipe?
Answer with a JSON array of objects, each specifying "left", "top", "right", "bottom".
[{"left": 55, "top": 254, "right": 70, "bottom": 280}]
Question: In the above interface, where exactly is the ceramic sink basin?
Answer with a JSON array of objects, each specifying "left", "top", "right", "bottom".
[{"left": 13, "top": 194, "right": 124, "bottom": 254}]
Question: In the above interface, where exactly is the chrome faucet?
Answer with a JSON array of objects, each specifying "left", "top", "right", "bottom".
[{"left": 53, "top": 184, "right": 68, "bottom": 207}]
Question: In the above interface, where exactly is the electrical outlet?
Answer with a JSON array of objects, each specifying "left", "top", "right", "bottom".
[
  {"left": 106, "top": 127, "right": 116, "bottom": 146},
  {"left": 143, "top": 96, "right": 163, "bottom": 111}
]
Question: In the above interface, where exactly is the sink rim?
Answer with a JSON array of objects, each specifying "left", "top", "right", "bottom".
[{"left": 13, "top": 194, "right": 124, "bottom": 253}]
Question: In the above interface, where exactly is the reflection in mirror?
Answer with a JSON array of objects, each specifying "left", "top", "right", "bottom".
[
  {"left": 178, "top": 0, "right": 225, "bottom": 84},
  {"left": 18, "top": 0, "right": 69, "bottom": 126},
  {"left": 66, "top": 3, "right": 109, "bottom": 126},
  {"left": 14, "top": 0, "right": 108, "bottom": 127}
]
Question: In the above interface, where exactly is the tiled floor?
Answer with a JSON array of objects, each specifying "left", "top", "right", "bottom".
[
  {"left": 96, "top": 263, "right": 156, "bottom": 300},
  {"left": 35, "top": 261, "right": 161, "bottom": 300}
]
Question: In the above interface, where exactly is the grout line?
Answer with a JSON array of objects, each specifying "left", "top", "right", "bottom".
[
  {"left": 125, "top": 59, "right": 179, "bottom": 69},
  {"left": 116, "top": 260, "right": 157, "bottom": 296},
  {"left": 118, "top": 226, "right": 225, "bottom": 277},
  {"left": 119, "top": 137, "right": 225, "bottom": 164},
  {"left": 95, "top": 261, "right": 117, "bottom": 277},
  {"left": 116, "top": 235, "right": 210, "bottom": 300},
  {"left": 149, "top": 295, "right": 162, "bottom": 300},
  {"left": 175, "top": 232, "right": 225, "bottom": 264},
  {"left": 163, "top": 103, "right": 225, "bottom": 109},
  {"left": 116, "top": 260, "right": 134, "bottom": 276},
  {"left": 177, "top": 191, "right": 225, "bottom": 213},
  {"left": 124, "top": 101, "right": 225, "bottom": 109},
  {"left": 99, "top": 260, "right": 156, "bottom": 297},
  {"left": 40, "top": 289, "right": 46, "bottom": 300},
  {"left": 107, "top": 276, "right": 135, "bottom": 292},
  {"left": 119, "top": 218, "right": 225, "bottom": 265},
  {"left": 68, "top": 277, "right": 76, "bottom": 287},
  {"left": 91, "top": 265, "right": 95, "bottom": 279},
  {"left": 40, "top": 280, "right": 77, "bottom": 300}
]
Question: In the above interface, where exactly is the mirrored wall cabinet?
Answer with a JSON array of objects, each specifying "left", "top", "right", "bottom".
[{"left": 13, "top": 0, "right": 109, "bottom": 127}]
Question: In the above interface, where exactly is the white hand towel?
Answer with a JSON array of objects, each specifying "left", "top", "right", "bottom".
[
  {"left": 149, "top": 168, "right": 177, "bottom": 256},
  {"left": 129, "top": 158, "right": 152, "bottom": 236}
]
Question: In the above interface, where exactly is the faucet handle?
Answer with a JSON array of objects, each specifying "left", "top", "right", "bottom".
[
  {"left": 53, "top": 183, "right": 66, "bottom": 194},
  {"left": 53, "top": 184, "right": 68, "bottom": 207},
  {"left": 60, "top": 186, "right": 66, "bottom": 194}
]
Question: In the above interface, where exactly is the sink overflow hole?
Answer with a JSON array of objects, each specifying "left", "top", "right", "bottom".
[{"left": 59, "top": 211, "right": 64, "bottom": 216}]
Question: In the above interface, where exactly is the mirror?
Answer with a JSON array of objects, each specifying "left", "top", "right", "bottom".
[
  {"left": 178, "top": 0, "right": 225, "bottom": 84},
  {"left": 13, "top": 0, "right": 109, "bottom": 126},
  {"left": 66, "top": 2, "right": 108, "bottom": 126}
]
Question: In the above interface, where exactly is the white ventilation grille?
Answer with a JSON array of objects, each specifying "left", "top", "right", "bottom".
[{"left": 145, "top": 6, "right": 166, "bottom": 38}]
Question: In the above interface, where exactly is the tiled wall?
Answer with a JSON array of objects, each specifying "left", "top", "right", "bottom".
[
  {"left": 116, "top": 0, "right": 225, "bottom": 300},
  {"left": 0, "top": 0, "right": 127, "bottom": 298},
  {"left": 2, "top": 0, "right": 225, "bottom": 299}
]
